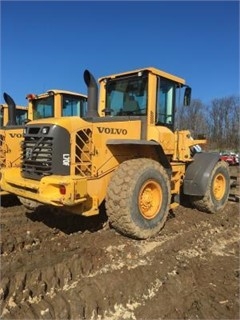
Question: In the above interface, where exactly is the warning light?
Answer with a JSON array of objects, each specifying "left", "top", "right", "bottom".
[{"left": 26, "top": 94, "right": 36, "bottom": 101}]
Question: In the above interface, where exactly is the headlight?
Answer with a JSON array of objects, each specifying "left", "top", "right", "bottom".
[{"left": 42, "top": 127, "right": 49, "bottom": 134}]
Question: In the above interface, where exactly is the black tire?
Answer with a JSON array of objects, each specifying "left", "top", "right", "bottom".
[
  {"left": 106, "top": 158, "right": 171, "bottom": 239},
  {"left": 18, "top": 196, "right": 40, "bottom": 211},
  {"left": 190, "top": 161, "right": 230, "bottom": 214}
]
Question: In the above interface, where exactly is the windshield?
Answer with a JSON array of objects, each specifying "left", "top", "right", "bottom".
[
  {"left": 106, "top": 74, "right": 148, "bottom": 116},
  {"left": 62, "top": 94, "right": 87, "bottom": 117}
]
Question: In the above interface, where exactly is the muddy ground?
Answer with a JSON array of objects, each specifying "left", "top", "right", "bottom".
[{"left": 0, "top": 166, "right": 239, "bottom": 320}]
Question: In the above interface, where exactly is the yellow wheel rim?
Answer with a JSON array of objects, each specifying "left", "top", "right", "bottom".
[
  {"left": 213, "top": 173, "right": 226, "bottom": 200},
  {"left": 138, "top": 180, "right": 162, "bottom": 219}
]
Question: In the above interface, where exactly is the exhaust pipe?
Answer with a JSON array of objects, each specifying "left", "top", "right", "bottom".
[
  {"left": 83, "top": 70, "right": 99, "bottom": 117},
  {"left": 3, "top": 92, "right": 17, "bottom": 126}
]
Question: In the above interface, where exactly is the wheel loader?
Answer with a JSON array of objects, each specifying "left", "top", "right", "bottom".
[
  {"left": 0, "top": 67, "right": 230, "bottom": 239},
  {"left": 0, "top": 98, "right": 28, "bottom": 195},
  {"left": 0, "top": 90, "right": 87, "bottom": 196},
  {"left": 0, "top": 103, "right": 28, "bottom": 127},
  {"left": 0, "top": 101, "right": 28, "bottom": 172}
]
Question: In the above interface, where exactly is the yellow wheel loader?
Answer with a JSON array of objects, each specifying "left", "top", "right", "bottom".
[
  {"left": 0, "top": 90, "right": 87, "bottom": 197},
  {"left": 0, "top": 96, "right": 28, "bottom": 196},
  {"left": 0, "top": 102, "right": 28, "bottom": 127},
  {"left": 0, "top": 101, "right": 28, "bottom": 171},
  {"left": 0, "top": 67, "right": 230, "bottom": 239}
]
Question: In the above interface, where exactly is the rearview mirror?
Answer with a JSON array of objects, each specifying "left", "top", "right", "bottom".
[{"left": 184, "top": 87, "right": 192, "bottom": 106}]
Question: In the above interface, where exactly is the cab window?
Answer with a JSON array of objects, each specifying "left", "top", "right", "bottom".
[
  {"left": 106, "top": 75, "right": 148, "bottom": 116},
  {"left": 16, "top": 109, "right": 28, "bottom": 125},
  {"left": 62, "top": 94, "right": 87, "bottom": 117},
  {"left": 33, "top": 96, "right": 54, "bottom": 119},
  {"left": 156, "top": 77, "right": 176, "bottom": 127},
  {"left": 0, "top": 108, "right": 3, "bottom": 127}
]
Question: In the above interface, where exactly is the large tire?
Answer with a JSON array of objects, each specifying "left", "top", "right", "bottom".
[
  {"left": 18, "top": 196, "right": 40, "bottom": 211},
  {"left": 190, "top": 161, "right": 230, "bottom": 213},
  {"left": 106, "top": 158, "right": 171, "bottom": 239}
]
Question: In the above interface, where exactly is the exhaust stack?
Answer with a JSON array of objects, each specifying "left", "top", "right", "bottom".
[
  {"left": 3, "top": 92, "right": 17, "bottom": 126},
  {"left": 83, "top": 70, "right": 99, "bottom": 117}
]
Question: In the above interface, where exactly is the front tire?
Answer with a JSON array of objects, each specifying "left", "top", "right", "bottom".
[
  {"left": 190, "top": 161, "right": 230, "bottom": 213},
  {"left": 106, "top": 158, "right": 171, "bottom": 239}
]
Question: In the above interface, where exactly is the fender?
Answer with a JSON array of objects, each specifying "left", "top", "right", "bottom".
[
  {"left": 183, "top": 152, "right": 220, "bottom": 196},
  {"left": 106, "top": 139, "right": 171, "bottom": 173}
]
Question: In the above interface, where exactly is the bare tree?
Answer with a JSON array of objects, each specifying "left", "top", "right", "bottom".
[
  {"left": 208, "top": 96, "right": 240, "bottom": 151},
  {"left": 175, "top": 99, "right": 208, "bottom": 137},
  {"left": 175, "top": 95, "right": 239, "bottom": 152}
]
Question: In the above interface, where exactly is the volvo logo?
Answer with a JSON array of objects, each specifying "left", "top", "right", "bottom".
[
  {"left": 97, "top": 127, "right": 128, "bottom": 135},
  {"left": 10, "top": 133, "right": 24, "bottom": 138}
]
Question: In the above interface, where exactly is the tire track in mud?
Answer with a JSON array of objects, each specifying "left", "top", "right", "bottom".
[{"left": 1, "top": 202, "right": 239, "bottom": 319}]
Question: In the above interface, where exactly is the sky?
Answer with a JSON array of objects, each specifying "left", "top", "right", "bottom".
[{"left": 1, "top": 0, "right": 239, "bottom": 107}]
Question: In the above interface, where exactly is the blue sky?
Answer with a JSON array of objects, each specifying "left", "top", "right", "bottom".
[{"left": 1, "top": 1, "right": 239, "bottom": 106}]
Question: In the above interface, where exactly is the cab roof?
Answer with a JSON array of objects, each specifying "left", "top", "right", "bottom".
[
  {"left": 0, "top": 104, "right": 27, "bottom": 110},
  {"left": 47, "top": 90, "right": 87, "bottom": 98},
  {"left": 28, "top": 90, "right": 87, "bottom": 99},
  {"left": 98, "top": 67, "right": 186, "bottom": 85}
]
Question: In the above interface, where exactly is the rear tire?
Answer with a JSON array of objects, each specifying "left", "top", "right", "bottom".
[
  {"left": 106, "top": 158, "right": 170, "bottom": 239},
  {"left": 190, "top": 161, "right": 230, "bottom": 213}
]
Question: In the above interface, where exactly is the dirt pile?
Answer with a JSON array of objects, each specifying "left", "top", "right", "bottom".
[{"left": 0, "top": 166, "right": 239, "bottom": 319}]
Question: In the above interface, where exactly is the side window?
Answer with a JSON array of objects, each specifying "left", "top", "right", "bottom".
[
  {"left": 62, "top": 95, "right": 87, "bottom": 117},
  {"left": 80, "top": 99, "right": 88, "bottom": 117},
  {"left": 156, "top": 77, "right": 175, "bottom": 126},
  {"left": 62, "top": 96, "right": 79, "bottom": 117},
  {"left": 16, "top": 109, "right": 28, "bottom": 125},
  {"left": 0, "top": 108, "right": 3, "bottom": 127}
]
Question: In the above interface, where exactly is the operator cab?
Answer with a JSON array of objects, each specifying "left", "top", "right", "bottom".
[
  {"left": 0, "top": 104, "right": 28, "bottom": 127},
  {"left": 26, "top": 90, "right": 88, "bottom": 120},
  {"left": 100, "top": 67, "right": 191, "bottom": 131}
]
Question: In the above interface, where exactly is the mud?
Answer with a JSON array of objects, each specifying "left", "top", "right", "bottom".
[{"left": 0, "top": 166, "right": 239, "bottom": 320}]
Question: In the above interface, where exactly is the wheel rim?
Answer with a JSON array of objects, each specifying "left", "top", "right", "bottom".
[
  {"left": 138, "top": 180, "right": 162, "bottom": 219},
  {"left": 213, "top": 173, "right": 226, "bottom": 200}
]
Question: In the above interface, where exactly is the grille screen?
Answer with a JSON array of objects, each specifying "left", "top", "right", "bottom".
[
  {"left": 22, "top": 136, "right": 53, "bottom": 178},
  {"left": 74, "top": 128, "right": 92, "bottom": 176}
]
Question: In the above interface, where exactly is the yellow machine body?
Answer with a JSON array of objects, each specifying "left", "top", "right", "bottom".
[
  {"left": 1, "top": 67, "right": 207, "bottom": 211},
  {"left": 0, "top": 104, "right": 28, "bottom": 127},
  {"left": 0, "top": 104, "right": 28, "bottom": 195},
  {"left": 0, "top": 90, "right": 87, "bottom": 195}
]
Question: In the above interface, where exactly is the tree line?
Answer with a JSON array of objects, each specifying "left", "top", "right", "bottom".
[{"left": 175, "top": 95, "right": 240, "bottom": 152}]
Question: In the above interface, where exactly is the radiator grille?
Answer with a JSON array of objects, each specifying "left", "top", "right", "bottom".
[{"left": 22, "top": 136, "right": 53, "bottom": 178}]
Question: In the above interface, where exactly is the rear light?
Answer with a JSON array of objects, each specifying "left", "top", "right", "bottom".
[{"left": 59, "top": 185, "right": 66, "bottom": 195}]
